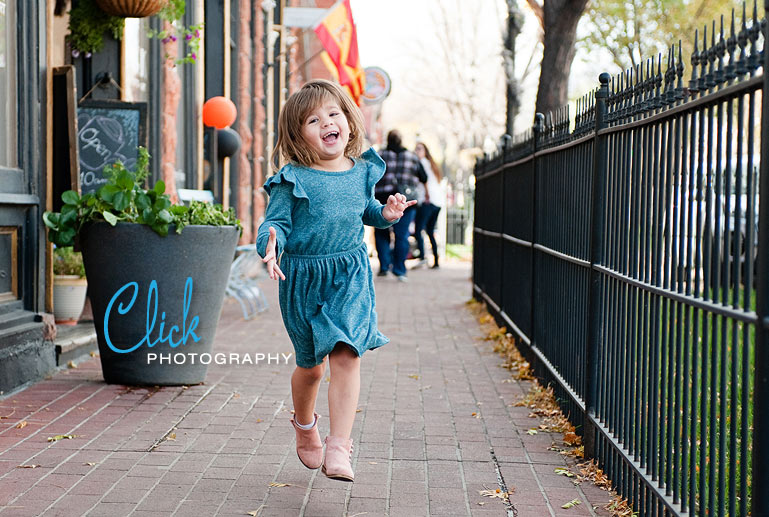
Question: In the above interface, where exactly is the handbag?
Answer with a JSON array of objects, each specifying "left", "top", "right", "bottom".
[
  {"left": 396, "top": 181, "right": 418, "bottom": 202},
  {"left": 395, "top": 150, "right": 418, "bottom": 201}
]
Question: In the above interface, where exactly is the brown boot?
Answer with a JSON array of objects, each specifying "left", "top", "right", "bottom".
[
  {"left": 290, "top": 413, "right": 323, "bottom": 469},
  {"left": 321, "top": 435, "right": 354, "bottom": 482}
]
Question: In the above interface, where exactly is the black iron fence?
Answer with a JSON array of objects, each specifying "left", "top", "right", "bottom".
[
  {"left": 446, "top": 207, "right": 468, "bottom": 244},
  {"left": 446, "top": 179, "right": 475, "bottom": 245},
  {"left": 473, "top": 3, "right": 769, "bottom": 516}
]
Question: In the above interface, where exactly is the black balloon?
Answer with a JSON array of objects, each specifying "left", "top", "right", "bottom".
[{"left": 217, "top": 128, "right": 242, "bottom": 158}]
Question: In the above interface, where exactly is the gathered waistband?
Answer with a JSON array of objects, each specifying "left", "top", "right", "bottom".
[{"left": 283, "top": 242, "right": 367, "bottom": 260}]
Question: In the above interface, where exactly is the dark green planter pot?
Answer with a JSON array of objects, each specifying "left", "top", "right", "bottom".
[{"left": 80, "top": 222, "right": 239, "bottom": 385}]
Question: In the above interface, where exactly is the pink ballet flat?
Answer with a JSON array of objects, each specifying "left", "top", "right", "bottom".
[
  {"left": 290, "top": 412, "right": 323, "bottom": 469},
  {"left": 321, "top": 435, "right": 354, "bottom": 482}
]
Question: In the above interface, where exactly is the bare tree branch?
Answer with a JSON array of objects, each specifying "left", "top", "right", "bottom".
[
  {"left": 520, "top": 41, "right": 542, "bottom": 83},
  {"left": 524, "top": 0, "right": 544, "bottom": 29}
]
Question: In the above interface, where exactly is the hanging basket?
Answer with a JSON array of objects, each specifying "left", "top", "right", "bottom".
[{"left": 95, "top": 0, "right": 168, "bottom": 18}]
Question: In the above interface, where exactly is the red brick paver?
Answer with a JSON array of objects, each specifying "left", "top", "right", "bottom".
[{"left": 0, "top": 261, "right": 613, "bottom": 516}]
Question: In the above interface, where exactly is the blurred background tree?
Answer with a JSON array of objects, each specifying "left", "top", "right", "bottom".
[
  {"left": 525, "top": 0, "right": 590, "bottom": 117},
  {"left": 578, "top": 0, "right": 745, "bottom": 75}
]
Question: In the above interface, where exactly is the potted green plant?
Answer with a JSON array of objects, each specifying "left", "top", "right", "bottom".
[
  {"left": 43, "top": 147, "right": 242, "bottom": 386},
  {"left": 67, "top": 0, "right": 202, "bottom": 64},
  {"left": 53, "top": 246, "right": 88, "bottom": 325},
  {"left": 66, "top": 0, "right": 125, "bottom": 58}
]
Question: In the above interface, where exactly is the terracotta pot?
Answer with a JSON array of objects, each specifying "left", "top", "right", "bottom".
[
  {"left": 53, "top": 275, "right": 88, "bottom": 325},
  {"left": 95, "top": 0, "right": 168, "bottom": 18}
]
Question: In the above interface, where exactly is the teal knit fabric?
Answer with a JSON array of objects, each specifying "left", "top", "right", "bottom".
[{"left": 255, "top": 148, "right": 398, "bottom": 368}]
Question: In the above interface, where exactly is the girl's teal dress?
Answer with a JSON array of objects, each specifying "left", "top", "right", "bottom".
[{"left": 255, "top": 148, "right": 398, "bottom": 368}]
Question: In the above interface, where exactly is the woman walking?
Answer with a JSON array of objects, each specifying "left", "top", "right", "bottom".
[{"left": 413, "top": 141, "right": 444, "bottom": 269}]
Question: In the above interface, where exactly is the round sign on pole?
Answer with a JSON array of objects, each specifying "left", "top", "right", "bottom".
[{"left": 361, "top": 67, "right": 392, "bottom": 105}]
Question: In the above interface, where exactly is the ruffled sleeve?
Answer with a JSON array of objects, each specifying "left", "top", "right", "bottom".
[
  {"left": 256, "top": 165, "right": 308, "bottom": 260},
  {"left": 362, "top": 147, "right": 386, "bottom": 194},
  {"left": 263, "top": 165, "right": 310, "bottom": 202},
  {"left": 361, "top": 147, "right": 398, "bottom": 228},
  {"left": 256, "top": 180, "right": 293, "bottom": 260}
]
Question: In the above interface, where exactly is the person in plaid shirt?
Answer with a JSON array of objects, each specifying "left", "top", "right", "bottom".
[{"left": 374, "top": 130, "right": 427, "bottom": 282}]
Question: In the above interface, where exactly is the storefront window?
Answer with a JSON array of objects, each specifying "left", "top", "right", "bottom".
[
  {"left": 122, "top": 18, "right": 149, "bottom": 102},
  {"left": 0, "top": 0, "right": 17, "bottom": 167}
]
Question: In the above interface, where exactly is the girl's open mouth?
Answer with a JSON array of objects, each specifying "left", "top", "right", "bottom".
[{"left": 322, "top": 131, "right": 339, "bottom": 144}]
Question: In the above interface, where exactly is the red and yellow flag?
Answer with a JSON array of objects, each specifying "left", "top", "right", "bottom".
[{"left": 314, "top": 0, "right": 365, "bottom": 105}]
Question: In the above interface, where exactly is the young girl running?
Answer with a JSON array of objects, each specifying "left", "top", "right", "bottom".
[{"left": 256, "top": 79, "right": 415, "bottom": 482}]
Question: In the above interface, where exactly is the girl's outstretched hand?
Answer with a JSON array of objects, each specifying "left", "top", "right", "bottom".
[
  {"left": 262, "top": 227, "right": 286, "bottom": 281},
  {"left": 382, "top": 193, "right": 416, "bottom": 222}
]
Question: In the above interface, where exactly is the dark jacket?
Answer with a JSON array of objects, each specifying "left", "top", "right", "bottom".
[{"left": 374, "top": 146, "right": 427, "bottom": 204}]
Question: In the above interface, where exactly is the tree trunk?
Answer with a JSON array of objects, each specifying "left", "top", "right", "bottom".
[
  {"left": 534, "top": 0, "right": 589, "bottom": 118},
  {"left": 504, "top": 0, "right": 523, "bottom": 136}
]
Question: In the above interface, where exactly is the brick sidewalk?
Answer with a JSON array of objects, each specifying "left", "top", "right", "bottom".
[{"left": 0, "top": 260, "right": 612, "bottom": 517}]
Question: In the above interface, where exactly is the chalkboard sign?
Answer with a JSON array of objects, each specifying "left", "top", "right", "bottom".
[{"left": 76, "top": 100, "right": 148, "bottom": 195}]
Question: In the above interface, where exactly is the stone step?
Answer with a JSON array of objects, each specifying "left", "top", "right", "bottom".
[{"left": 54, "top": 321, "right": 98, "bottom": 366}]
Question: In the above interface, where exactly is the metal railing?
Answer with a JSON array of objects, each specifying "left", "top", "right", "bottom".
[{"left": 473, "top": 3, "right": 768, "bottom": 516}]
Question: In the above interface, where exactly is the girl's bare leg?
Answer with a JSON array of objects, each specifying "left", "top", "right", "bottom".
[
  {"left": 327, "top": 343, "right": 361, "bottom": 438},
  {"left": 291, "top": 359, "right": 326, "bottom": 425}
]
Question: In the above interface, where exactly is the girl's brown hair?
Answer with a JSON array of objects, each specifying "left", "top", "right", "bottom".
[
  {"left": 416, "top": 142, "right": 442, "bottom": 181},
  {"left": 271, "top": 79, "right": 365, "bottom": 170}
]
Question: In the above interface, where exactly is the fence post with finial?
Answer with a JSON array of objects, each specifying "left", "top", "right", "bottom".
[
  {"left": 528, "top": 113, "right": 545, "bottom": 355},
  {"left": 584, "top": 73, "right": 611, "bottom": 460}
]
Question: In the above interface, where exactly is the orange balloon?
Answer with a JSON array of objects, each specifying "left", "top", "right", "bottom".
[{"left": 202, "top": 96, "right": 237, "bottom": 129}]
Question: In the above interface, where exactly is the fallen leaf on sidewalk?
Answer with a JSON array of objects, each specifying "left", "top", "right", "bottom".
[
  {"left": 478, "top": 488, "right": 510, "bottom": 501},
  {"left": 167, "top": 433, "right": 177, "bottom": 440},
  {"left": 268, "top": 482, "right": 290, "bottom": 487},
  {"left": 561, "top": 445, "right": 584, "bottom": 459},
  {"left": 67, "top": 361, "right": 77, "bottom": 369},
  {"left": 562, "top": 499, "right": 581, "bottom": 509},
  {"left": 554, "top": 468, "right": 575, "bottom": 477},
  {"left": 246, "top": 505, "right": 264, "bottom": 516},
  {"left": 84, "top": 462, "right": 97, "bottom": 466},
  {"left": 255, "top": 419, "right": 263, "bottom": 423},
  {"left": 577, "top": 459, "right": 612, "bottom": 490},
  {"left": 89, "top": 351, "right": 98, "bottom": 357},
  {"left": 485, "top": 326, "right": 507, "bottom": 341},
  {"left": 15, "top": 421, "right": 27, "bottom": 429},
  {"left": 47, "top": 434, "right": 76, "bottom": 442},
  {"left": 527, "top": 429, "right": 537, "bottom": 435},
  {"left": 368, "top": 461, "right": 378, "bottom": 464},
  {"left": 605, "top": 495, "right": 635, "bottom": 516},
  {"left": 564, "top": 431, "right": 581, "bottom": 446},
  {"left": 408, "top": 374, "right": 419, "bottom": 380},
  {"left": 16, "top": 464, "right": 40, "bottom": 468}
]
